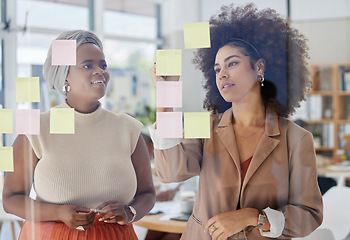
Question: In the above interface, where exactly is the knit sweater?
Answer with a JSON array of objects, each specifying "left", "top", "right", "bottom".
[{"left": 26, "top": 101, "right": 143, "bottom": 209}]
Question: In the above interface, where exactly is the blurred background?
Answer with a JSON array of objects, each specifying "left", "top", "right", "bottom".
[{"left": 0, "top": 0, "right": 350, "bottom": 239}]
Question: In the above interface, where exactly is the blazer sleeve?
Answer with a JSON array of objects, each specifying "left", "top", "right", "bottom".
[
  {"left": 279, "top": 131, "right": 323, "bottom": 239},
  {"left": 153, "top": 138, "right": 203, "bottom": 183}
]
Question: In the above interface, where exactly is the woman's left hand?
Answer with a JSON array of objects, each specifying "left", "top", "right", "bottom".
[
  {"left": 205, "top": 209, "right": 257, "bottom": 240},
  {"left": 94, "top": 200, "right": 131, "bottom": 225}
]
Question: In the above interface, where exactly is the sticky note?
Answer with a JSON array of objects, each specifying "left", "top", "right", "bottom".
[
  {"left": 0, "top": 147, "right": 14, "bottom": 172},
  {"left": 0, "top": 109, "right": 13, "bottom": 133},
  {"left": 156, "top": 81, "right": 182, "bottom": 108},
  {"left": 156, "top": 50, "right": 182, "bottom": 76},
  {"left": 156, "top": 112, "right": 183, "bottom": 138},
  {"left": 16, "top": 109, "right": 40, "bottom": 135},
  {"left": 184, "top": 112, "right": 210, "bottom": 138},
  {"left": 16, "top": 77, "right": 40, "bottom": 102},
  {"left": 184, "top": 22, "right": 211, "bottom": 49},
  {"left": 52, "top": 40, "right": 76, "bottom": 65},
  {"left": 50, "top": 108, "right": 75, "bottom": 134}
]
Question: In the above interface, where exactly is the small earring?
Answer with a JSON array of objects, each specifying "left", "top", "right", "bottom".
[
  {"left": 62, "top": 83, "right": 70, "bottom": 93},
  {"left": 259, "top": 74, "right": 264, "bottom": 87}
]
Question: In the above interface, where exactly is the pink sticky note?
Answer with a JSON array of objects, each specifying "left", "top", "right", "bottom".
[
  {"left": 156, "top": 81, "right": 182, "bottom": 108},
  {"left": 16, "top": 109, "right": 40, "bottom": 135},
  {"left": 156, "top": 112, "right": 183, "bottom": 138},
  {"left": 52, "top": 40, "right": 76, "bottom": 65}
]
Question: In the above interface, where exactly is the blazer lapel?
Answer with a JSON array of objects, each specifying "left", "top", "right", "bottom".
[
  {"left": 242, "top": 109, "right": 280, "bottom": 188},
  {"left": 215, "top": 108, "right": 241, "bottom": 172}
]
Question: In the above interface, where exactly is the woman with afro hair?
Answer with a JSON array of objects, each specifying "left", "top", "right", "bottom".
[{"left": 149, "top": 3, "right": 322, "bottom": 240}]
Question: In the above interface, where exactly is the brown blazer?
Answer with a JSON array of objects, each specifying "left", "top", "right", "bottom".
[{"left": 154, "top": 108, "right": 323, "bottom": 240}]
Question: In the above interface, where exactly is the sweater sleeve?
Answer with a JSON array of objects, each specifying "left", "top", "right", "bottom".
[
  {"left": 148, "top": 122, "right": 203, "bottom": 183},
  {"left": 121, "top": 114, "right": 143, "bottom": 154},
  {"left": 25, "top": 134, "right": 42, "bottom": 159}
]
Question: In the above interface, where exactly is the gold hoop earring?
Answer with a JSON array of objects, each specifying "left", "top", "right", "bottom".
[{"left": 259, "top": 74, "right": 264, "bottom": 87}]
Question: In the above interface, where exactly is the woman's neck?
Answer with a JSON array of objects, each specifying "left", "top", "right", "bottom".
[
  {"left": 65, "top": 98, "right": 100, "bottom": 114},
  {"left": 231, "top": 98, "right": 265, "bottom": 128}
]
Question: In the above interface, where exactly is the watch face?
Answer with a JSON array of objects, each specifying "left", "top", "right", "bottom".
[{"left": 259, "top": 214, "right": 266, "bottom": 224}]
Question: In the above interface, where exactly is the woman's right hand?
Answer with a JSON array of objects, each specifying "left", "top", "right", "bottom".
[
  {"left": 57, "top": 205, "right": 96, "bottom": 231},
  {"left": 149, "top": 63, "right": 180, "bottom": 85},
  {"left": 149, "top": 63, "right": 180, "bottom": 113}
]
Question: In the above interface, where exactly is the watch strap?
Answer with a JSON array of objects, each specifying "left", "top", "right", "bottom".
[{"left": 255, "top": 209, "right": 266, "bottom": 229}]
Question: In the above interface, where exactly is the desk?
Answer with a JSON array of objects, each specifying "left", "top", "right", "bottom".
[
  {"left": 318, "top": 165, "right": 350, "bottom": 186},
  {"left": 134, "top": 214, "right": 187, "bottom": 234}
]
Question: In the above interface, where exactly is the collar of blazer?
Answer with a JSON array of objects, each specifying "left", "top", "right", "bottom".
[
  {"left": 216, "top": 107, "right": 280, "bottom": 138},
  {"left": 214, "top": 107, "right": 281, "bottom": 203}
]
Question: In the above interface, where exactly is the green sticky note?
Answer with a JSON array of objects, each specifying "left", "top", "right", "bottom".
[
  {"left": 156, "top": 50, "right": 182, "bottom": 76},
  {"left": 184, "top": 112, "right": 210, "bottom": 139},
  {"left": 0, "top": 109, "right": 13, "bottom": 133},
  {"left": 0, "top": 147, "right": 14, "bottom": 172},
  {"left": 184, "top": 22, "right": 211, "bottom": 49},
  {"left": 16, "top": 77, "right": 40, "bottom": 102},
  {"left": 50, "top": 108, "right": 75, "bottom": 134}
]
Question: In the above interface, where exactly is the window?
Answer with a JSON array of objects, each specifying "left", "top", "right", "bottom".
[{"left": 17, "top": 0, "right": 89, "bottom": 30}]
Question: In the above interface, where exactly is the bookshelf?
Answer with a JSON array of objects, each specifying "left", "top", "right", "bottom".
[{"left": 306, "top": 64, "right": 350, "bottom": 157}]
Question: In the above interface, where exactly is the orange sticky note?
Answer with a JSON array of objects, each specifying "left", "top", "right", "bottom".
[
  {"left": 50, "top": 108, "right": 75, "bottom": 134},
  {"left": 184, "top": 22, "right": 211, "bottom": 49},
  {"left": 0, "top": 109, "right": 13, "bottom": 133},
  {"left": 0, "top": 147, "right": 14, "bottom": 172},
  {"left": 16, "top": 77, "right": 40, "bottom": 102},
  {"left": 184, "top": 112, "right": 210, "bottom": 138},
  {"left": 52, "top": 40, "right": 76, "bottom": 65}
]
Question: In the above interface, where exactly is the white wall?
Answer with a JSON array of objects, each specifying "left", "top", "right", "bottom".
[
  {"left": 160, "top": 0, "right": 205, "bottom": 112},
  {"left": 292, "top": 19, "right": 350, "bottom": 64}
]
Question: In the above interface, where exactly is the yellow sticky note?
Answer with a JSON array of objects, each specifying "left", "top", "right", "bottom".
[
  {"left": 184, "top": 22, "right": 211, "bottom": 49},
  {"left": 50, "top": 108, "right": 75, "bottom": 134},
  {"left": 0, "top": 109, "right": 13, "bottom": 133},
  {"left": 184, "top": 112, "right": 210, "bottom": 138},
  {"left": 16, "top": 77, "right": 40, "bottom": 102},
  {"left": 0, "top": 147, "right": 14, "bottom": 172},
  {"left": 156, "top": 50, "right": 182, "bottom": 76}
]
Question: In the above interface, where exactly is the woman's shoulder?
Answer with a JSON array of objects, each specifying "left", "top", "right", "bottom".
[{"left": 278, "top": 117, "right": 312, "bottom": 140}]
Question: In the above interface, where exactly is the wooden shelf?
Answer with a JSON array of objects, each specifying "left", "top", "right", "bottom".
[
  {"left": 337, "top": 91, "right": 350, "bottom": 96},
  {"left": 306, "top": 63, "right": 350, "bottom": 157},
  {"left": 308, "top": 91, "right": 333, "bottom": 96},
  {"left": 315, "top": 147, "right": 334, "bottom": 151},
  {"left": 307, "top": 119, "right": 334, "bottom": 124}
]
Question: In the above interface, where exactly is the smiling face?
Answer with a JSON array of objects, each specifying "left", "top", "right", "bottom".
[
  {"left": 66, "top": 43, "right": 110, "bottom": 102},
  {"left": 214, "top": 44, "right": 262, "bottom": 104}
]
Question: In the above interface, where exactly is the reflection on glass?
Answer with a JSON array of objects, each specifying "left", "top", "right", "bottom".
[
  {"left": 17, "top": 0, "right": 88, "bottom": 30},
  {"left": 104, "top": 11, "right": 156, "bottom": 39},
  {"left": 103, "top": 40, "right": 156, "bottom": 119}
]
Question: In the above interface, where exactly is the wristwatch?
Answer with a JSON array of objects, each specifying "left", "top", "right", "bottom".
[
  {"left": 255, "top": 209, "right": 266, "bottom": 229},
  {"left": 125, "top": 205, "right": 137, "bottom": 224}
]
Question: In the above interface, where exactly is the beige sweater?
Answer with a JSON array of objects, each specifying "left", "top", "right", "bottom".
[{"left": 26, "top": 101, "right": 143, "bottom": 209}]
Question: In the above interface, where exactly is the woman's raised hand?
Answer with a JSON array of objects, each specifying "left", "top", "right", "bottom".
[
  {"left": 57, "top": 205, "right": 96, "bottom": 231},
  {"left": 149, "top": 63, "right": 180, "bottom": 85},
  {"left": 149, "top": 63, "right": 180, "bottom": 113}
]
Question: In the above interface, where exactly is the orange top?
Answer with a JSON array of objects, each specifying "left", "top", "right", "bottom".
[{"left": 241, "top": 156, "right": 252, "bottom": 184}]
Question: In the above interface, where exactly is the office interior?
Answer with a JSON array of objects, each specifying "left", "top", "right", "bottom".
[{"left": 0, "top": 0, "right": 350, "bottom": 239}]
